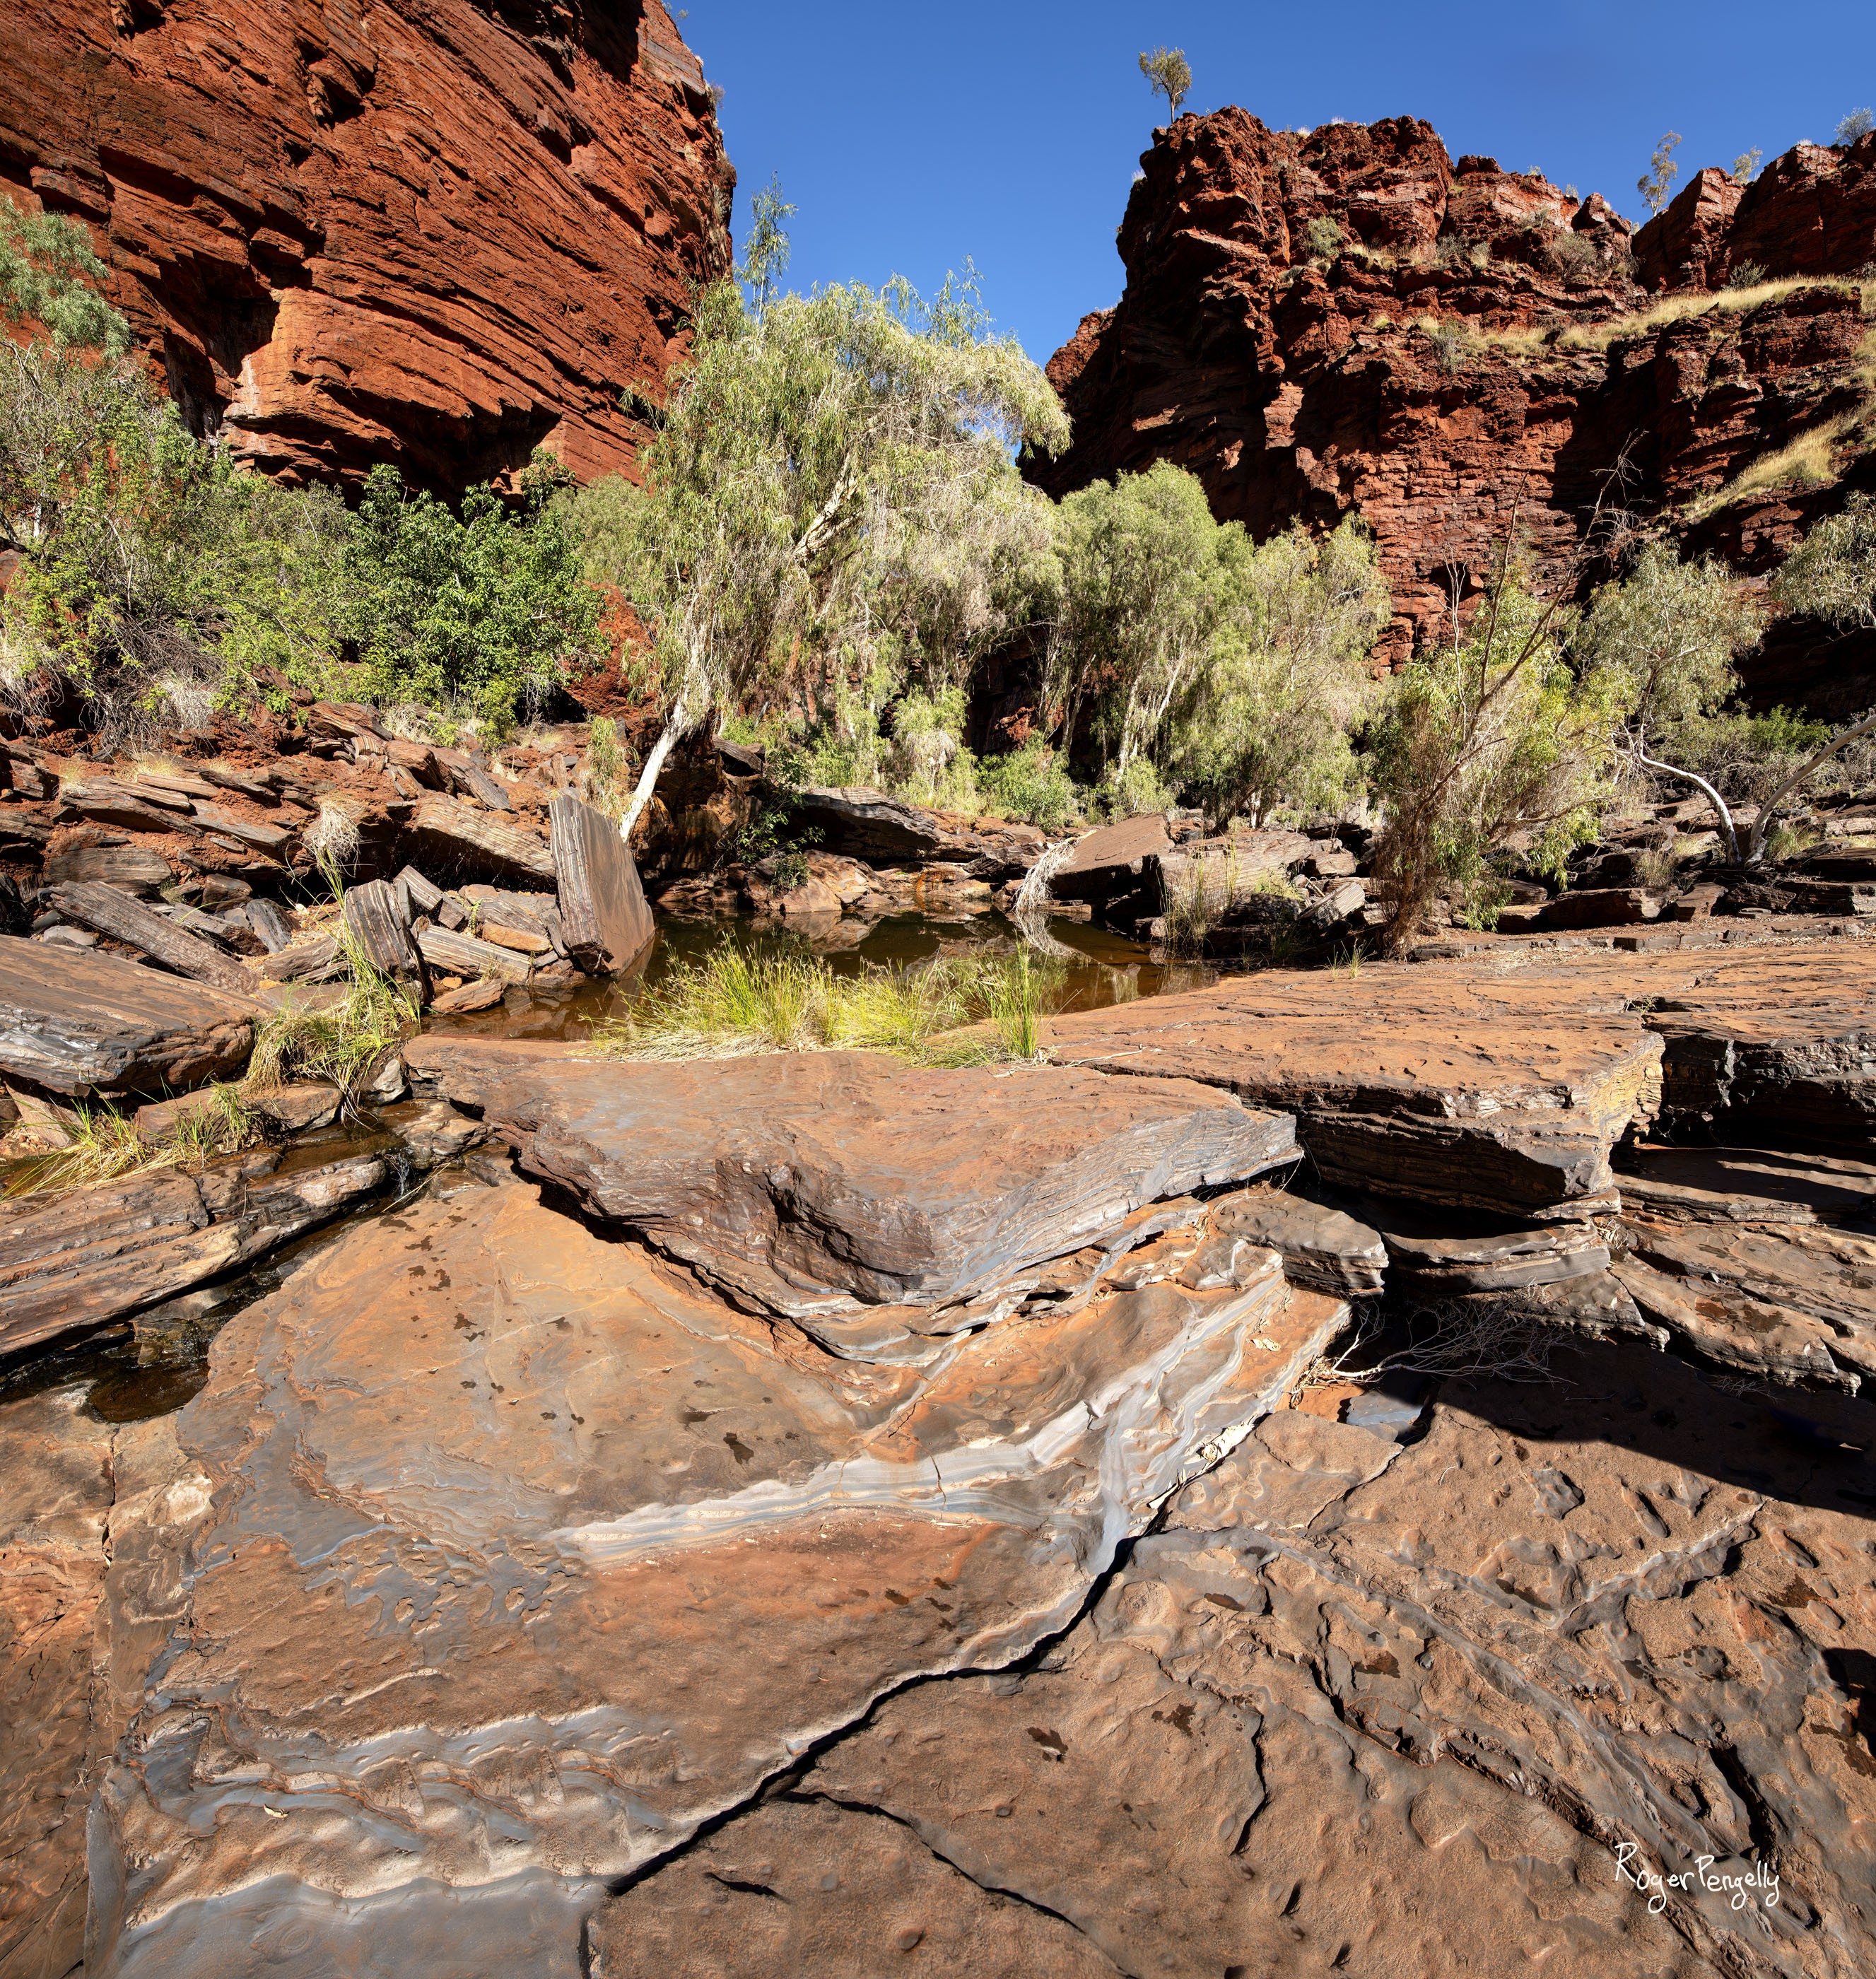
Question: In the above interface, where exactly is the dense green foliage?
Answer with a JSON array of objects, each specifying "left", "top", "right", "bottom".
[
  {"left": 561, "top": 262, "right": 1067, "bottom": 828},
  {"left": 4, "top": 186, "right": 1868, "bottom": 912},
  {"left": 344, "top": 462, "right": 599, "bottom": 732}
]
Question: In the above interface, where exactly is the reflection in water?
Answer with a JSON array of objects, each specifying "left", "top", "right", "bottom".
[
  {"left": 431, "top": 908, "right": 1220, "bottom": 1045},
  {"left": 0, "top": 909, "right": 1219, "bottom": 1426}
]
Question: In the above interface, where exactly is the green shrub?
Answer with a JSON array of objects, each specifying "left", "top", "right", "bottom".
[
  {"left": 344, "top": 459, "right": 599, "bottom": 736},
  {"left": 977, "top": 739, "right": 1082, "bottom": 832},
  {"left": 1306, "top": 216, "right": 1345, "bottom": 262}
]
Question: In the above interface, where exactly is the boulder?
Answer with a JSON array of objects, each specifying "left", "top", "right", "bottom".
[
  {"left": 0, "top": 1149, "right": 395, "bottom": 1356},
  {"left": 1208, "top": 1190, "right": 1388, "bottom": 1296},
  {"left": 1050, "top": 813, "right": 1171, "bottom": 915},
  {"left": 549, "top": 794, "right": 654, "bottom": 973},
  {"left": 406, "top": 794, "right": 557, "bottom": 887},
  {"left": 790, "top": 786, "right": 956, "bottom": 863},
  {"left": 406, "top": 1040, "right": 1299, "bottom": 1316},
  {"left": 0, "top": 937, "right": 257, "bottom": 1099},
  {"left": 1537, "top": 886, "right": 1662, "bottom": 929}
]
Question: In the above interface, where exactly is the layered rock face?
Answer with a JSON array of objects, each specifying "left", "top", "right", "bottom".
[
  {"left": 1031, "top": 112, "right": 1876, "bottom": 690},
  {"left": 0, "top": 0, "right": 733, "bottom": 491}
]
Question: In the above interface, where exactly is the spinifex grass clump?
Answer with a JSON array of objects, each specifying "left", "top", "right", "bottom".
[
  {"left": 248, "top": 929, "right": 419, "bottom": 1098},
  {"left": 594, "top": 944, "right": 1071, "bottom": 1064},
  {"left": 2, "top": 1081, "right": 259, "bottom": 1199}
]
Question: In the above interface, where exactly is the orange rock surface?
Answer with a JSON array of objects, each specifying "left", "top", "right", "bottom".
[{"left": 0, "top": 0, "right": 734, "bottom": 492}]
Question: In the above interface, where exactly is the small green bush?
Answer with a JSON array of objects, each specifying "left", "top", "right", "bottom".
[
  {"left": 345, "top": 459, "right": 599, "bottom": 736},
  {"left": 978, "top": 739, "right": 1082, "bottom": 833},
  {"left": 1305, "top": 216, "right": 1346, "bottom": 263}
]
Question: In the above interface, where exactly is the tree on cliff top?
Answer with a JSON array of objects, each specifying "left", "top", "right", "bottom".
[
  {"left": 1638, "top": 131, "right": 1681, "bottom": 216},
  {"left": 565, "top": 257, "right": 1068, "bottom": 838},
  {"left": 1139, "top": 47, "right": 1191, "bottom": 122}
]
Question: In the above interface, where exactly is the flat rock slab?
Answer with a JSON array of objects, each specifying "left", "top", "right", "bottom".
[
  {"left": 1045, "top": 937, "right": 1876, "bottom": 1217},
  {"left": 0, "top": 1148, "right": 395, "bottom": 1355},
  {"left": 677, "top": 1344, "right": 1876, "bottom": 1978},
  {"left": 404, "top": 1040, "right": 1299, "bottom": 1313},
  {"left": 0, "top": 936, "right": 258, "bottom": 1100},
  {"left": 1044, "top": 964, "right": 1662, "bottom": 1219},
  {"left": 91, "top": 1175, "right": 1345, "bottom": 1975}
]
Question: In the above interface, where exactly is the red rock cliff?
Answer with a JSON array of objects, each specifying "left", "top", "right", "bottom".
[
  {"left": 1, "top": 0, "right": 734, "bottom": 493},
  {"left": 1030, "top": 111, "right": 1876, "bottom": 697}
]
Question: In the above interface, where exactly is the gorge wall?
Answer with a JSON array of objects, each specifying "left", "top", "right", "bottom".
[
  {"left": 0, "top": 0, "right": 734, "bottom": 494},
  {"left": 1030, "top": 113, "right": 1876, "bottom": 708}
]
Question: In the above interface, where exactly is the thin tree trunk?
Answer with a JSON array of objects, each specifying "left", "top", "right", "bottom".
[
  {"left": 1742, "top": 710, "right": 1876, "bottom": 862},
  {"left": 618, "top": 717, "right": 685, "bottom": 840},
  {"left": 1635, "top": 746, "right": 1741, "bottom": 864}
]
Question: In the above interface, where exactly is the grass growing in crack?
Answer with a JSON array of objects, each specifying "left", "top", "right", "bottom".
[
  {"left": 4, "top": 1099, "right": 154, "bottom": 1197},
  {"left": 592, "top": 944, "right": 1070, "bottom": 1064},
  {"left": 248, "top": 953, "right": 418, "bottom": 1098}
]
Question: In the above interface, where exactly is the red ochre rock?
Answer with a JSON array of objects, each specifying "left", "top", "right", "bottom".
[
  {"left": 1031, "top": 111, "right": 1876, "bottom": 688},
  {"left": 0, "top": 0, "right": 734, "bottom": 493}
]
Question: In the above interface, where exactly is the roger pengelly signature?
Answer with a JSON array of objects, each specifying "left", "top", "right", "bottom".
[{"left": 1615, "top": 1841, "right": 1781, "bottom": 1915}]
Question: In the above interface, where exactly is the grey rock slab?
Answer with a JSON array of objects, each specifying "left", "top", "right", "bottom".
[
  {"left": 550, "top": 793, "right": 652, "bottom": 973},
  {"left": 0, "top": 936, "right": 257, "bottom": 1100},
  {"left": 403, "top": 1039, "right": 1300, "bottom": 1314},
  {"left": 40, "top": 842, "right": 172, "bottom": 895},
  {"left": 405, "top": 793, "right": 556, "bottom": 886},
  {"left": 341, "top": 878, "right": 421, "bottom": 980},
  {"left": 45, "top": 881, "right": 254, "bottom": 996},
  {"left": 415, "top": 924, "right": 534, "bottom": 985},
  {"left": 1050, "top": 811, "right": 1171, "bottom": 905}
]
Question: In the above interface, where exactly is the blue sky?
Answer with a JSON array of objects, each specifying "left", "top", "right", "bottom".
[{"left": 680, "top": 1, "right": 1876, "bottom": 365}]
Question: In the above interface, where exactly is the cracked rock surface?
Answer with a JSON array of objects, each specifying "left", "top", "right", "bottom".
[
  {"left": 77, "top": 1157, "right": 1342, "bottom": 1975},
  {"left": 599, "top": 1343, "right": 1876, "bottom": 1979}
]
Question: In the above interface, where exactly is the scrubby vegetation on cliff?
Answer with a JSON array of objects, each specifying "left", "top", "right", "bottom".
[{"left": 5, "top": 180, "right": 1875, "bottom": 955}]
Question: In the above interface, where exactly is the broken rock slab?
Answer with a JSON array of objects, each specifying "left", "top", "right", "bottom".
[
  {"left": 1044, "top": 963, "right": 1663, "bottom": 1221},
  {"left": 404, "top": 1038, "right": 1299, "bottom": 1315},
  {"left": 0, "top": 936, "right": 257, "bottom": 1100},
  {"left": 405, "top": 793, "right": 557, "bottom": 887},
  {"left": 0, "top": 1147, "right": 395, "bottom": 1356},
  {"left": 45, "top": 881, "right": 254, "bottom": 996},
  {"left": 550, "top": 793, "right": 653, "bottom": 974},
  {"left": 89, "top": 1173, "right": 1345, "bottom": 1977}
]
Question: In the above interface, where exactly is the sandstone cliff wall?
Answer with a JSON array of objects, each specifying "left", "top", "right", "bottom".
[
  {"left": 1031, "top": 112, "right": 1876, "bottom": 700},
  {"left": 1, "top": 0, "right": 734, "bottom": 493}
]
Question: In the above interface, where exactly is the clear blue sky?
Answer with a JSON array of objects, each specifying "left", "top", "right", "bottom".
[{"left": 680, "top": 1, "right": 1876, "bottom": 366}]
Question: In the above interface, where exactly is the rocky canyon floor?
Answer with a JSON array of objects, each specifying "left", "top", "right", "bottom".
[{"left": 3, "top": 920, "right": 1875, "bottom": 1979}]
